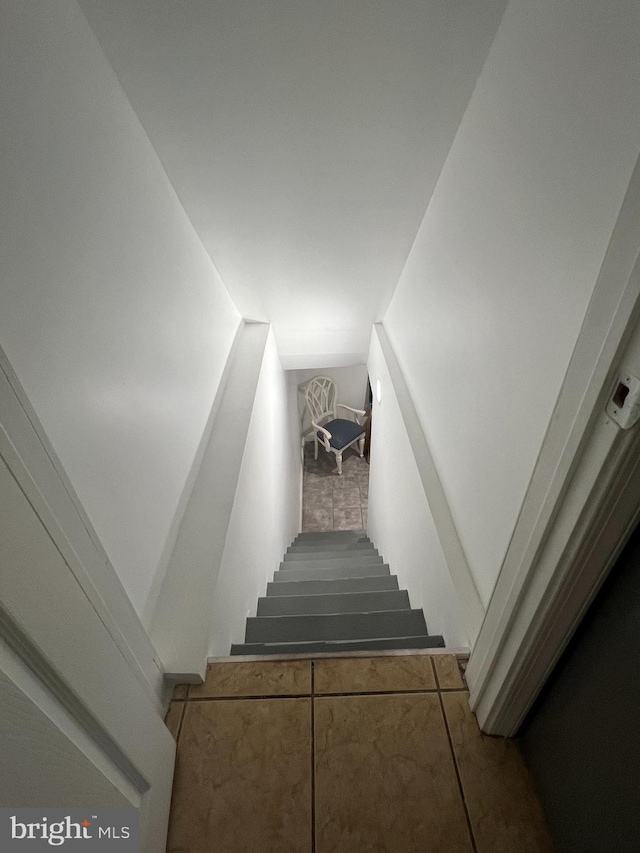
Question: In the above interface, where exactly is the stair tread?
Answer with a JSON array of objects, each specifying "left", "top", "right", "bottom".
[
  {"left": 231, "top": 635, "right": 446, "bottom": 655},
  {"left": 288, "top": 542, "right": 375, "bottom": 553},
  {"left": 257, "top": 589, "right": 410, "bottom": 616},
  {"left": 266, "top": 576, "right": 400, "bottom": 596},
  {"left": 294, "top": 530, "right": 367, "bottom": 542},
  {"left": 273, "top": 564, "right": 391, "bottom": 581},
  {"left": 245, "top": 609, "right": 427, "bottom": 643},
  {"left": 284, "top": 548, "right": 378, "bottom": 561},
  {"left": 280, "top": 555, "right": 383, "bottom": 570}
]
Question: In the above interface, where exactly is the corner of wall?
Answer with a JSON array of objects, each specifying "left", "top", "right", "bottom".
[
  {"left": 141, "top": 320, "right": 245, "bottom": 629},
  {"left": 149, "top": 323, "right": 270, "bottom": 679},
  {"left": 208, "top": 328, "right": 303, "bottom": 656},
  {"left": 367, "top": 323, "right": 484, "bottom": 647}
]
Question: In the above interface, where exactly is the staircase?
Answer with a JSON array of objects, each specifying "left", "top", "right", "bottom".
[{"left": 231, "top": 530, "right": 445, "bottom": 655}]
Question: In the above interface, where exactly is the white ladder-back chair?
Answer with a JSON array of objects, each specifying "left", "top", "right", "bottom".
[{"left": 304, "top": 376, "right": 366, "bottom": 475}]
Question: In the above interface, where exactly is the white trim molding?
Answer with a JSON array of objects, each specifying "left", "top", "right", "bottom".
[
  {"left": 0, "top": 373, "right": 177, "bottom": 851},
  {"left": 149, "top": 322, "right": 270, "bottom": 680},
  {"left": 141, "top": 320, "right": 245, "bottom": 628},
  {"left": 467, "top": 154, "right": 640, "bottom": 735},
  {"left": 372, "top": 323, "right": 486, "bottom": 643},
  {"left": 0, "top": 348, "right": 165, "bottom": 707}
]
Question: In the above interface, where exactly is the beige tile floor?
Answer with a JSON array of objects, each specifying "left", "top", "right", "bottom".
[
  {"left": 165, "top": 654, "right": 553, "bottom": 852},
  {"left": 302, "top": 442, "right": 369, "bottom": 532}
]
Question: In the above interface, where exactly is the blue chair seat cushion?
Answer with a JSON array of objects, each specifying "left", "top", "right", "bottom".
[{"left": 318, "top": 418, "right": 365, "bottom": 451}]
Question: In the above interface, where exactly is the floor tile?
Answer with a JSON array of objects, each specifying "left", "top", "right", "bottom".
[
  {"left": 339, "top": 465, "right": 360, "bottom": 481},
  {"left": 315, "top": 693, "right": 473, "bottom": 852},
  {"left": 332, "top": 484, "right": 361, "bottom": 508},
  {"left": 171, "top": 683, "right": 189, "bottom": 700},
  {"left": 314, "top": 655, "right": 436, "bottom": 694},
  {"left": 434, "top": 654, "right": 465, "bottom": 689},
  {"left": 302, "top": 507, "right": 333, "bottom": 532},
  {"left": 302, "top": 443, "right": 368, "bottom": 531},
  {"left": 164, "top": 702, "right": 184, "bottom": 741},
  {"left": 442, "top": 692, "right": 553, "bottom": 853},
  {"left": 167, "top": 698, "right": 312, "bottom": 853},
  {"left": 332, "top": 471, "right": 360, "bottom": 489},
  {"left": 332, "top": 506, "right": 363, "bottom": 530},
  {"left": 189, "top": 660, "right": 312, "bottom": 698},
  {"left": 304, "top": 479, "right": 332, "bottom": 498},
  {"left": 303, "top": 493, "right": 333, "bottom": 512},
  {"left": 305, "top": 470, "right": 332, "bottom": 486}
]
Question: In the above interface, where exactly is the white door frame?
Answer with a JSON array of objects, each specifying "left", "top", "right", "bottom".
[
  {"left": 0, "top": 349, "right": 165, "bottom": 704},
  {"left": 0, "top": 352, "right": 175, "bottom": 849},
  {"left": 466, "top": 154, "right": 640, "bottom": 735}
]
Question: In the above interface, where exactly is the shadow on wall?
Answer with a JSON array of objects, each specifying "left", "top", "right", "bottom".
[{"left": 521, "top": 521, "right": 640, "bottom": 853}]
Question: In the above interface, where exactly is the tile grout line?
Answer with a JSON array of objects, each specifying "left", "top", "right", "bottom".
[
  {"left": 438, "top": 692, "right": 478, "bottom": 853},
  {"left": 314, "top": 687, "right": 443, "bottom": 698},
  {"left": 331, "top": 488, "right": 335, "bottom": 532},
  {"left": 175, "top": 700, "right": 187, "bottom": 746},
  {"left": 181, "top": 687, "right": 468, "bottom": 702},
  {"left": 311, "top": 661, "right": 316, "bottom": 853},
  {"left": 208, "top": 649, "right": 471, "bottom": 663},
  {"left": 186, "top": 693, "right": 311, "bottom": 702}
]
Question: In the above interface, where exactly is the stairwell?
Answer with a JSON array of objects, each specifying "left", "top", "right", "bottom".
[{"left": 231, "top": 529, "right": 444, "bottom": 655}]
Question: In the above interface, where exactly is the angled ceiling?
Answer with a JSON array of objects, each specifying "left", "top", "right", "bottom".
[{"left": 78, "top": 0, "right": 507, "bottom": 367}]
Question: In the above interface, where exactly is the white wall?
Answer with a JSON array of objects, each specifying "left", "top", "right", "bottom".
[
  {"left": 0, "top": 0, "right": 241, "bottom": 617},
  {"left": 209, "top": 329, "right": 301, "bottom": 656},
  {"left": 367, "top": 332, "right": 467, "bottom": 648},
  {"left": 384, "top": 0, "right": 640, "bottom": 606},
  {"left": 77, "top": 0, "right": 508, "bottom": 367},
  {"left": 292, "top": 364, "right": 370, "bottom": 439}
]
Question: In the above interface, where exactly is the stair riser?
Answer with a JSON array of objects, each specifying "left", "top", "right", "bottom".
[
  {"left": 266, "top": 576, "right": 399, "bottom": 596},
  {"left": 294, "top": 530, "right": 367, "bottom": 543},
  {"left": 284, "top": 548, "right": 378, "bottom": 561},
  {"left": 280, "top": 556, "right": 383, "bottom": 571},
  {"left": 287, "top": 542, "right": 375, "bottom": 554},
  {"left": 231, "top": 636, "right": 446, "bottom": 655},
  {"left": 273, "top": 565, "right": 390, "bottom": 582},
  {"left": 257, "top": 590, "right": 410, "bottom": 617},
  {"left": 245, "top": 609, "right": 427, "bottom": 643}
]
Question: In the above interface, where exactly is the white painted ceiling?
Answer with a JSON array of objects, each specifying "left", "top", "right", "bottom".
[{"left": 78, "top": 0, "right": 506, "bottom": 367}]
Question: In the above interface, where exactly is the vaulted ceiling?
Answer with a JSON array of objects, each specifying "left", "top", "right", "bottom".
[{"left": 78, "top": 0, "right": 507, "bottom": 366}]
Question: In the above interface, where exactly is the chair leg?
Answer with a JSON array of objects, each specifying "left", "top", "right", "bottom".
[
  {"left": 336, "top": 452, "right": 343, "bottom": 475},
  {"left": 314, "top": 437, "right": 318, "bottom": 461},
  {"left": 358, "top": 436, "right": 365, "bottom": 458}
]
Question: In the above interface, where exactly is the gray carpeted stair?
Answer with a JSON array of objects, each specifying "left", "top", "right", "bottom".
[
  {"left": 283, "top": 548, "right": 380, "bottom": 561},
  {"left": 231, "top": 531, "right": 445, "bottom": 655},
  {"left": 257, "top": 589, "right": 410, "bottom": 617},
  {"left": 234, "top": 636, "right": 445, "bottom": 655},
  {"left": 287, "top": 541, "right": 375, "bottom": 554},
  {"left": 280, "top": 554, "right": 383, "bottom": 571},
  {"left": 273, "top": 563, "right": 391, "bottom": 582},
  {"left": 266, "top": 575, "right": 399, "bottom": 596}
]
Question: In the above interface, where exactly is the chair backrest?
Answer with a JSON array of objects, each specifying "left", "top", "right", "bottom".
[{"left": 304, "top": 376, "right": 337, "bottom": 426}]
